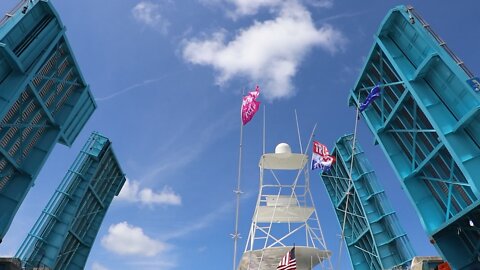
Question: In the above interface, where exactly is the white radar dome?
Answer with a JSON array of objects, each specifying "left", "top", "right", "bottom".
[{"left": 275, "top": 143, "right": 292, "bottom": 154}]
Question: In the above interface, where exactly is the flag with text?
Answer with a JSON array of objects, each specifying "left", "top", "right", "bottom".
[
  {"left": 241, "top": 86, "right": 261, "bottom": 125},
  {"left": 311, "top": 141, "right": 335, "bottom": 172}
]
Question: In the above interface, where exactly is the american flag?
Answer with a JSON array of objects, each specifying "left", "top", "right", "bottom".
[{"left": 277, "top": 247, "right": 296, "bottom": 270}]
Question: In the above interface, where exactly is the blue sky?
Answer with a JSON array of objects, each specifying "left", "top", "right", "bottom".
[{"left": 0, "top": 0, "right": 479, "bottom": 269}]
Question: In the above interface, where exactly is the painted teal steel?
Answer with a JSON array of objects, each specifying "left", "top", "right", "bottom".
[
  {"left": 0, "top": 0, "right": 96, "bottom": 242},
  {"left": 349, "top": 5, "right": 480, "bottom": 269},
  {"left": 16, "top": 132, "right": 126, "bottom": 270},
  {"left": 320, "top": 134, "right": 415, "bottom": 270}
]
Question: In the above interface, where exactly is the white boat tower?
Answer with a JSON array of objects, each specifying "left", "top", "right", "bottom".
[{"left": 238, "top": 143, "right": 332, "bottom": 270}]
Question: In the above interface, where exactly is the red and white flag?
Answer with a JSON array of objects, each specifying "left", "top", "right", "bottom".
[
  {"left": 277, "top": 247, "right": 296, "bottom": 270},
  {"left": 241, "top": 86, "right": 260, "bottom": 125},
  {"left": 313, "top": 141, "right": 330, "bottom": 157},
  {"left": 312, "top": 141, "right": 335, "bottom": 172}
]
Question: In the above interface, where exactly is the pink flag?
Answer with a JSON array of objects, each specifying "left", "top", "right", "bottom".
[{"left": 241, "top": 86, "right": 261, "bottom": 125}]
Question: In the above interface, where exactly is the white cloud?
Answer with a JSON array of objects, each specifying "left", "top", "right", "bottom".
[
  {"left": 132, "top": 1, "right": 169, "bottom": 33},
  {"left": 182, "top": 1, "right": 346, "bottom": 100},
  {"left": 92, "top": 262, "right": 110, "bottom": 270},
  {"left": 201, "top": 0, "right": 333, "bottom": 17},
  {"left": 139, "top": 186, "right": 181, "bottom": 205},
  {"left": 117, "top": 179, "right": 181, "bottom": 206},
  {"left": 101, "top": 222, "right": 168, "bottom": 257},
  {"left": 227, "top": 0, "right": 284, "bottom": 16}
]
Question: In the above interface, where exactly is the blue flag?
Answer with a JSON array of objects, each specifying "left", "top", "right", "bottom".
[{"left": 359, "top": 85, "right": 380, "bottom": 112}]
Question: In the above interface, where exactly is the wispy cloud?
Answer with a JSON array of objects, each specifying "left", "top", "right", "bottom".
[
  {"left": 141, "top": 107, "right": 237, "bottom": 183},
  {"left": 101, "top": 222, "right": 168, "bottom": 257},
  {"left": 315, "top": 10, "right": 368, "bottom": 24},
  {"left": 163, "top": 201, "right": 233, "bottom": 240},
  {"left": 132, "top": 1, "right": 169, "bottom": 33},
  {"left": 95, "top": 74, "right": 174, "bottom": 102},
  {"left": 306, "top": 0, "right": 333, "bottom": 9},
  {"left": 117, "top": 179, "right": 182, "bottom": 206},
  {"left": 182, "top": 1, "right": 346, "bottom": 100},
  {"left": 163, "top": 192, "right": 254, "bottom": 240}
]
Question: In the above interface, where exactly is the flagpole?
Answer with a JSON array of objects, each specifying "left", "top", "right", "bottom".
[
  {"left": 232, "top": 89, "right": 245, "bottom": 270},
  {"left": 337, "top": 92, "right": 361, "bottom": 270},
  {"left": 263, "top": 105, "right": 266, "bottom": 155}
]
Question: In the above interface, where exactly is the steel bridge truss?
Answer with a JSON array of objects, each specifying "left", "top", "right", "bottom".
[
  {"left": 321, "top": 135, "right": 415, "bottom": 270},
  {"left": 349, "top": 5, "right": 480, "bottom": 269},
  {"left": 16, "top": 132, "right": 126, "bottom": 270},
  {"left": 0, "top": 0, "right": 95, "bottom": 241}
]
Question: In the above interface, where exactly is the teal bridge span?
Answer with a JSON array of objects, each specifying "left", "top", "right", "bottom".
[
  {"left": 320, "top": 134, "right": 415, "bottom": 270},
  {"left": 349, "top": 5, "right": 480, "bottom": 269},
  {"left": 16, "top": 132, "right": 126, "bottom": 270},
  {"left": 0, "top": 0, "right": 95, "bottom": 242}
]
